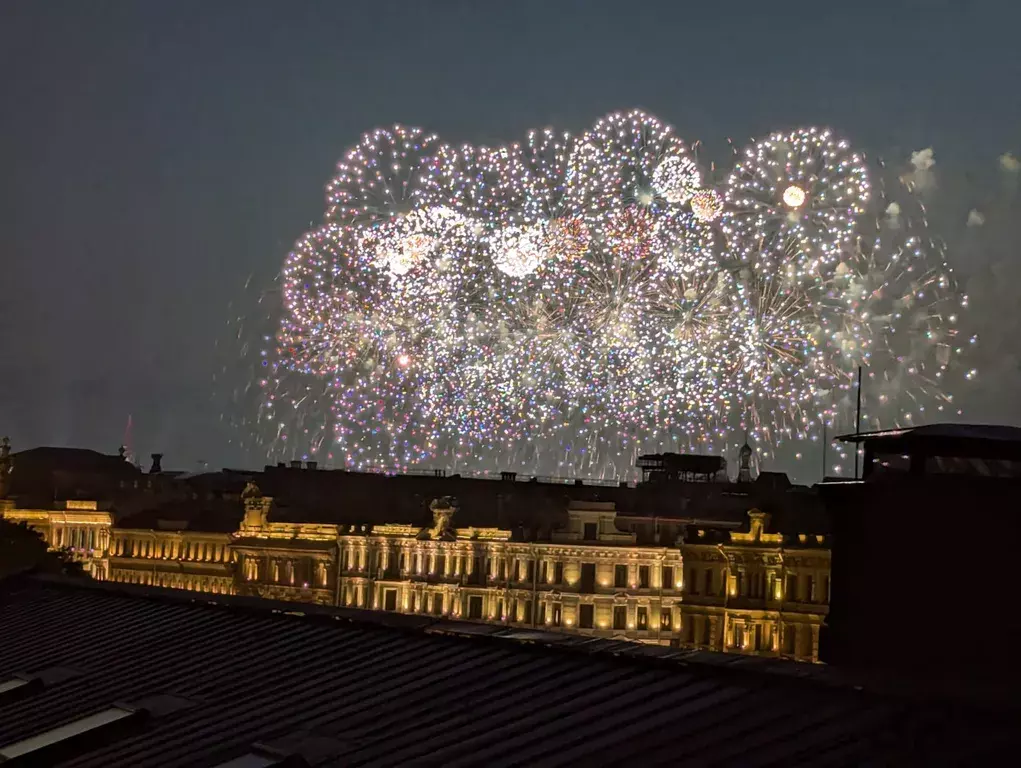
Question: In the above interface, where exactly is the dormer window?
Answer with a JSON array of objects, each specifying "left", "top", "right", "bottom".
[{"left": 583, "top": 522, "right": 597, "bottom": 541}]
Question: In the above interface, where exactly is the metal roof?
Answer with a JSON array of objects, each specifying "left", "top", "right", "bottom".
[
  {"left": 0, "top": 577, "right": 1010, "bottom": 766},
  {"left": 837, "top": 422, "right": 1021, "bottom": 443}
]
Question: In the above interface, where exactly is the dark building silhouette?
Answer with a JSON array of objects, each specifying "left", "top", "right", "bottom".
[{"left": 821, "top": 423, "right": 1021, "bottom": 705}]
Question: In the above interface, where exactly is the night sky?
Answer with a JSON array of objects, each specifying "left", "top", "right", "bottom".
[{"left": 2, "top": 0, "right": 1020, "bottom": 475}]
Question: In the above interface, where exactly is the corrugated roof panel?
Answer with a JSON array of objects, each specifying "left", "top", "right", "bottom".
[{"left": 0, "top": 578, "right": 1011, "bottom": 767}]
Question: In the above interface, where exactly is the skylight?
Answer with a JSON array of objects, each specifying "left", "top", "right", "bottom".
[
  {"left": 0, "top": 706, "right": 135, "bottom": 760},
  {"left": 213, "top": 752, "right": 282, "bottom": 768},
  {"left": 0, "top": 677, "right": 29, "bottom": 695}
]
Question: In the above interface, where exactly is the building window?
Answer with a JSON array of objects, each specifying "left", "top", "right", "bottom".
[
  {"left": 688, "top": 567, "right": 698, "bottom": 595},
  {"left": 637, "top": 606, "right": 648, "bottom": 630},
  {"left": 540, "top": 560, "right": 549, "bottom": 583},
  {"left": 554, "top": 561, "right": 564, "bottom": 585},
  {"left": 662, "top": 566, "right": 674, "bottom": 590},
  {"left": 579, "top": 604, "right": 594, "bottom": 629},
  {"left": 583, "top": 522, "right": 598, "bottom": 541},
  {"left": 639, "top": 565, "right": 650, "bottom": 589},
  {"left": 468, "top": 595, "right": 483, "bottom": 620},
  {"left": 580, "top": 562, "right": 596, "bottom": 592},
  {"left": 733, "top": 623, "right": 744, "bottom": 649},
  {"left": 538, "top": 602, "right": 547, "bottom": 625},
  {"left": 822, "top": 576, "right": 830, "bottom": 603},
  {"left": 551, "top": 603, "right": 562, "bottom": 627},
  {"left": 432, "top": 594, "right": 443, "bottom": 616},
  {"left": 660, "top": 608, "right": 671, "bottom": 630},
  {"left": 784, "top": 624, "right": 797, "bottom": 655},
  {"left": 785, "top": 574, "right": 797, "bottom": 602},
  {"left": 808, "top": 575, "right": 817, "bottom": 603},
  {"left": 614, "top": 564, "right": 627, "bottom": 588},
  {"left": 613, "top": 606, "right": 627, "bottom": 630},
  {"left": 435, "top": 554, "right": 446, "bottom": 576},
  {"left": 383, "top": 589, "right": 397, "bottom": 612},
  {"left": 703, "top": 569, "right": 713, "bottom": 596},
  {"left": 701, "top": 619, "right": 711, "bottom": 646}
]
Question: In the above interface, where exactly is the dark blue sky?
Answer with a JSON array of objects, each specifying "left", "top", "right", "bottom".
[{"left": 2, "top": 0, "right": 1019, "bottom": 471}]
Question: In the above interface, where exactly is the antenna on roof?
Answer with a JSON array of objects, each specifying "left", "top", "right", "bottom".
[
  {"left": 854, "top": 366, "right": 863, "bottom": 479},
  {"left": 822, "top": 420, "right": 827, "bottom": 482}
]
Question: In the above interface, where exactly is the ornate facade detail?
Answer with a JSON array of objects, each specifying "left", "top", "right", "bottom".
[
  {"left": 427, "top": 496, "right": 457, "bottom": 540},
  {"left": 241, "top": 482, "right": 272, "bottom": 529}
]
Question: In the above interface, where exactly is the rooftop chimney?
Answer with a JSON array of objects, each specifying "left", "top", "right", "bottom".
[
  {"left": 500, "top": 471, "right": 517, "bottom": 482},
  {"left": 305, "top": 460, "right": 318, "bottom": 470},
  {"left": 289, "top": 460, "right": 302, "bottom": 469},
  {"left": 149, "top": 453, "right": 163, "bottom": 474}
]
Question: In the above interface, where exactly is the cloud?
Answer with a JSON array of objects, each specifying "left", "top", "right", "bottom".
[
  {"left": 999, "top": 152, "right": 1020, "bottom": 173},
  {"left": 901, "top": 148, "right": 936, "bottom": 192},
  {"left": 967, "top": 209, "right": 985, "bottom": 227},
  {"left": 884, "top": 201, "right": 902, "bottom": 228},
  {"left": 911, "top": 148, "right": 935, "bottom": 171}
]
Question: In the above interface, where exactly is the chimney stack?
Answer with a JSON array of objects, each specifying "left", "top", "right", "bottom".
[
  {"left": 150, "top": 453, "right": 163, "bottom": 474},
  {"left": 305, "top": 460, "right": 318, "bottom": 470},
  {"left": 289, "top": 460, "right": 302, "bottom": 469}
]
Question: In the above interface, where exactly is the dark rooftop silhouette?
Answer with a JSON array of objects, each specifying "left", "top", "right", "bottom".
[{"left": 0, "top": 576, "right": 1012, "bottom": 766}]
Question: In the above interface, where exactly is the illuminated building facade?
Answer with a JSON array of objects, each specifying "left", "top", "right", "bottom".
[
  {"left": 227, "top": 488, "right": 829, "bottom": 660},
  {"left": 1, "top": 438, "right": 830, "bottom": 661}
]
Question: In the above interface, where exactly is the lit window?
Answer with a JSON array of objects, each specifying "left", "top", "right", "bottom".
[{"left": 0, "top": 706, "right": 135, "bottom": 761}]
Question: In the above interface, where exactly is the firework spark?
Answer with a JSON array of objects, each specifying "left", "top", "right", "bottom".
[{"left": 256, "top": 111, "right": 968, "bottom": 477}]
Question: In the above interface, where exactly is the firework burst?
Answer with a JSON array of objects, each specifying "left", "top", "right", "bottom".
[{"left": 254, "top": 111, "right": 969, "bottom": 477}]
